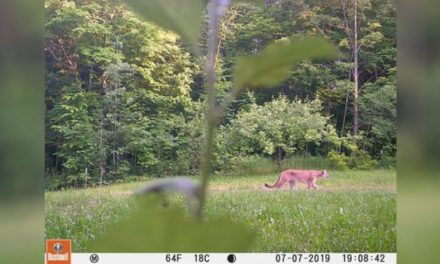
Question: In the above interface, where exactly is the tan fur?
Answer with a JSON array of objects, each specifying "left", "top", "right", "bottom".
[{"left": 264, "top": 169, "right": 329, "bottom": 190}]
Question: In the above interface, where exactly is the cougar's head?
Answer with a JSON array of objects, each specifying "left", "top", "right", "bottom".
[{"left": 322, "top": 170, "right": 329, "bottom": 178}]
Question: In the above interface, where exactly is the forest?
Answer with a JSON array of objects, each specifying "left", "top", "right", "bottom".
[{"left": 45, "top": 0, "right": 396, "bottom": 189}]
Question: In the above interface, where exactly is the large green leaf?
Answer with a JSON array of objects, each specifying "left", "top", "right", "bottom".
[
  {"left": 233, "top": 36, "right": 337, "bottom": 89},
  {"left": 124, "top": 0, "right": 204, "bottom": 50},
  {"left": 87, "top": 196, "right": 255, "bottom": 252}
]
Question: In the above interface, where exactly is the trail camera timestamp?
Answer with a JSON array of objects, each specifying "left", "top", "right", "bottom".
[
  {"left": 275, "top": 254, "right": 331, "bottom": 262},
  {"left": 274, "top": 253, "right": 390, "bottom": 263},
  {"left": 342, "top": 254, "right": 386, "bottom": 263}
]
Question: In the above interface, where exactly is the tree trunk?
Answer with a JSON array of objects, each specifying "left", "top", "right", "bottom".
[
  {"left": 55, "top": 138, "right": 61, "bottom": 172},
  {"left": 84, "top": 167, "right": 88, "bottom": 189},
  {"left": 340, "top": 91, "right": 349, "bottom": 137},
  {"left": 339, "top": 91, "right": 350, "bottom": 153},
  {"left": 277, "top": 147, "right": 281, "bottom": 166},
  {"left": 353, "top": 0, "right": 359, "bottom": 135},
  {"left": 99, "top": 108, "right": 105, "bottom": 186}
]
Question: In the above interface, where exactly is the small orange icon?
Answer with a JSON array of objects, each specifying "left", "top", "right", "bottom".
[{"left": 46, "top": 239, "right": 71, "bottom": 264}]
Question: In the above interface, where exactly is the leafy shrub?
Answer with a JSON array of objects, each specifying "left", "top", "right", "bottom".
[
  {"left": 327, "top": 150, "right": 349, "bottom": 170},
  {"left": 328, "top": 149, "right": 378, "bottom": 170},
  {"left": 118, "top": 160, "right": 131, "bottom": 175},
  {"left": 378, "top": 155, "right": 396, "bottom": 169},
  {"left": 45, "top": 176, "right": 65, "bottom": 191},
  {"left": 224, "top": 96, "right": 339, "bottom": 159},
  {"left": 348, "top": 149, "right": 378, "bottom": 170}
]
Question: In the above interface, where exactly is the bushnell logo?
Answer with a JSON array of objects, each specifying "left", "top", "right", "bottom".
[{"left": 46, "top": 239, "right": 71, "bottom": 264}]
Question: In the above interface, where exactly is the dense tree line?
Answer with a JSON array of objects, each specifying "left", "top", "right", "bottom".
[{"left": 45, "top": 0, "right": 396, "bottom": 189}]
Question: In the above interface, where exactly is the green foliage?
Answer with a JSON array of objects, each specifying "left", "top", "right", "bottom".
[
  {"left": 328, "top": 148, "right": 377, "bottom": 171},
  {"left": 327, "top": 150, "right": 349, "bottom": 171},
  {"left": 328, "top": 133, "right": 378, "bottom": 171},
  {"left": 49, "top": 90, "right": 100, "bottom": 178},
  {"left": 220, "top": 0, "right": 396, "bottom": 149},
  {"left": 224, "top": 96, "right": 339, "bottom": 159},
  {"left": 348, "top": 149, "right": 378, "bottom": 170},
  {"left": 87, "top": 196, "right": 255, "bottom": 252},
  {"left": 233, "top": 36, "right": 337, "bottom": 89},
  {"left": 45, "top": 0, "right": 396, "bottom": 186},
  {"left": 45, "top": 0, "right": 197, "bottom": 186},
  {"left": 123, "top": 0, "right": 204, "bottom": 51},
  {"left": 359, "top": 73, "right": 396, "bottom": 158},
  {"left": 45, "top": 175, "right": 65, "bottom": 191},
  {"left": 378, "top": 155, "right": 396, "bottom": 169}
]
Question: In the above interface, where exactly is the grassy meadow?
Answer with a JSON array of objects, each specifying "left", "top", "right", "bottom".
[{"left": 45, "top": 170, "right": 396, "bottom": 252}]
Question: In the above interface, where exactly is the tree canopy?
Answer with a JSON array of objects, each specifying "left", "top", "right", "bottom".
[{"left": 45, "top": 0, "right": 396, "bottom": 189}]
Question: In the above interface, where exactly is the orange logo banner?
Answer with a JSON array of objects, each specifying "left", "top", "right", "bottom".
[{"left": 46, "top": 239, "right": 71, "bottom": 264}]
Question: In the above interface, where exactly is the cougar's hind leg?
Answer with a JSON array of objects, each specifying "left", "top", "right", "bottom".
[{"left": 289, "top": 180, "right": 296, "bottom": 190}]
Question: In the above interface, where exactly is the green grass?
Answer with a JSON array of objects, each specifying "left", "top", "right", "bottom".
[{"left": 45, "top": 170, "right": 396, "bottom": 252}]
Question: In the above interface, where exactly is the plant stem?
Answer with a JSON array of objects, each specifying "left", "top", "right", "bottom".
[
  {"left": 196, "top": 0, "right": 228, "bottom": 220},
  {"left": 197, "top": 117, "right": 216, "bottom": 220}
]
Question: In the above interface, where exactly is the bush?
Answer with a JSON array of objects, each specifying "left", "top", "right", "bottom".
[
  {"left": 223, "top": 96, "right": 339, "bottom": 159},
  {"left": 348, "top": 149, "right": 378, "bottom": 170},
  {"left": 327, "top": 149, "right": 378, "bottom": 170},
  {"left": 378, "top": 155, "right": 396, "bottom": 169},
  {"left": 327, "top": 150, "right": 349, "bottom": 170},
  {"left": 45, "top": 176, "right": 65, "bottom": 191}
]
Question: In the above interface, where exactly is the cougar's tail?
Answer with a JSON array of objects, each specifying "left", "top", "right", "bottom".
[{"left": 264, "top": 173, "right": 283, "bottom": 188}]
